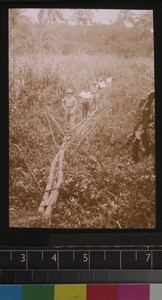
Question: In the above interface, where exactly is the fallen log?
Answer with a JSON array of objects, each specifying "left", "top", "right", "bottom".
[
  {"left": 43, "top": 143, "right": 66, "bottom": 218},
  {"left": 38, "top": 101, "right": 109, "bottom": 219},
  {"left": 38, "top": 135, "right": 70, "bottom": 217},
  {"left": 38, "top": 151, "right": 60, "bottom": 214}
]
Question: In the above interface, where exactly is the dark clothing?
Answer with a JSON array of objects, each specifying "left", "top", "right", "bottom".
[
  {"left": 82, "top": 102, "right": 89, "bottom": 118},
  {"left": 132, "top": 93, "right": 154, "bottom": 163},
  {"left": 132, "top": 130, "right": 150, "bottom": 163}
]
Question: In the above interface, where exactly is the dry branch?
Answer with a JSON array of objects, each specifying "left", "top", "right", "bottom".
[
  {"left": 39, "top": 101, "right": 111, "bottom": 219},
  {"left": 66, "top": 125, "right": 97, "bottom": 176},
  {"left": 12, "top": 143, "right": 42, "bottom": 193},
  {"left": 44, "top": 112, "right": 58, "bottom": 148},
  {"left": 45, "top": 102, "right": 65, "bottom": 136},
  {"left": 70, "top": 108, "right": 98, "bottom": 145},
  {"left": 38, "top": 151, "right": 60, "bottom": 214},
  {"left": 43, "top": 143, "right": 66, "bottom": 218}
]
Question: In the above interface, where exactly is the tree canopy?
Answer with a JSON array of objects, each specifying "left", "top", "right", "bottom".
[{"left": 9, "top": 9, "right": 154, "bottom": 58}]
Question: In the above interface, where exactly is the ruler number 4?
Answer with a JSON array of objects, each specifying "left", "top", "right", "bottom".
[
  {"left": 51, "top": 253, "right": 57, "bottom": 262},
  {"left": 146, "top": 253, "right": 151, "bottom": 262}
]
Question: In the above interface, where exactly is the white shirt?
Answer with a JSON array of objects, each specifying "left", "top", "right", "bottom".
[
  {"left": 98, "top": 81, "right": 107, "bottom": 89},
  {"left": 79, "top": 91, "right": 92, "bottom": 100},
  {"left": 106, "top": 77, "right": 113, "bottom": 84}
]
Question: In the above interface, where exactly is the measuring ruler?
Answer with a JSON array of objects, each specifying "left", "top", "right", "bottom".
[{"left": 0, "top": 246, "right": 162, "bottom": 284}]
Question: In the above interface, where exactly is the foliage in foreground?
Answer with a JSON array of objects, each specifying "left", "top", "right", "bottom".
[{"left": 9, "top": 53, "right": 155, "bottom": 228}]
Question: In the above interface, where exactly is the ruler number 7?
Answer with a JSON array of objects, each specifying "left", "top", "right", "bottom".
[{"left": 146, "top": 253, "right": 151, "bottom": 262}]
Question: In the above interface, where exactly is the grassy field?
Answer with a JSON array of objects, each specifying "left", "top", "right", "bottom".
[{"left": 9, "top": 53, "right": 155, "bottom": 228}]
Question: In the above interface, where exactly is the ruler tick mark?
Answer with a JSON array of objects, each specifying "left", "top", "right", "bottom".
[
  {"left": 135, "top": 251, "right": 138, "bottom": 261},
  {"left": 88, "top": 251, "right": 90, "bottom": 269},
  {"left": 104, "top": 251, "right": 106, "bottom": 261},
  {"left": 57, "top": 250, "right": 59, "bottom": 270},
  {"left": 120, "top": 251, "right": 121, "bottom": 270},
  {"left": 47, "top": 270, "right": 49, "bottom": 284},
  {"left": 26, "top": 250, "right": 28, "bottom": 270},
  {"left": 31, "top": 270, "right": 33, "bottom": 284},
  {"left": 10, "top": 251, "right": 12, "bottom": 261},
  {"left": 151, "top": 250, "right": 153, "bottom": 270}
]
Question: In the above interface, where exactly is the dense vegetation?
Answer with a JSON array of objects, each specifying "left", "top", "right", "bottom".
[
  {"left": 9, "top": 9, "right": 155, "bottom": 228},
  {"left": 9, "top": 9, "right": 154, "bottom": 57}
]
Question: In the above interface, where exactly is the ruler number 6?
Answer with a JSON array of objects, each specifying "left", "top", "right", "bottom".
[
  {"left": 21, "top": 253, "right": 26, "bottom": 263},
  {"left": 146, "top": 253, "right": 151, "bottom": 262}
]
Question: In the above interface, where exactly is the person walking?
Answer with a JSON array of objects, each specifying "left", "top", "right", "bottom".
[
  {"left": 106, "top": 75, "right": 113, "bottom": 90},
  {"left": 98, "top": 78, "right": 107, "bottom": 90},
  {"left": 89, "top": 81, "right": 100, "bottom": 110},
  {"left": 97, "top": 78, "right": 107, "bottom": 99},
  {"left": 79, "top": 89, "right": 92, "bottom": 119},
  {"left": 62, "top": 89, "right": 77, "bottom": 125}
]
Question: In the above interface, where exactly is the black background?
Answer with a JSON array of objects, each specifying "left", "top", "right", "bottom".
[{"left": 0, "top": 0, "right": 162, "bottom": 246}]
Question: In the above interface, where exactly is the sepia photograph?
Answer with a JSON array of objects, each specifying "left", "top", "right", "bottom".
[{"left": 9, "top": 8, "right": 155, "bottom": 228}]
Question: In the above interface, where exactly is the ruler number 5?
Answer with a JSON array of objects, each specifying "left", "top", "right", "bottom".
[
  {"left": 21, "top": 253, "right": 26, "bottom": 263},
  {"left": 83, "top": 253, "right": 88, "bottom": 262},
  {"left": 146, "top": 253, "right": 151, "bottom": 262}
]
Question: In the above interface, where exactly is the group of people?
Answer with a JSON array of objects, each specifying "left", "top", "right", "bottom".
[
  {"left": 62, "top": 76, "right": 113, "bottom": 124},
  {"left": 62, "top": 77, "right": 154, "bottom": 162}
]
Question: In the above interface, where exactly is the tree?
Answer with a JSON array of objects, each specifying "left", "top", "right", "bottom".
[
  {"left": 131, "top": 11, "right": 154, "bottom": 56},
  {"left": 115, "top": 10, "right": 136, "bottom": 28},
  {"left": 38, "top": 9, "right": 65, "bottom": 24},
  {"left": 135, "top": 11, "right": 153, "bottom": 38},
  {"left": 9, "top": 9, "right": 35, "bottom": 54},
  {"left": 9, "top": 9, "right": 22, "bottom": 27},
  {"left": 37, "top": 9, "right": 66, "bottom": 54},
  {"left": 70, "top": 9, "right": 94, "bottom": 53},
  {"left": 71, "top": 9, "right": 94, "bottom": 25}
]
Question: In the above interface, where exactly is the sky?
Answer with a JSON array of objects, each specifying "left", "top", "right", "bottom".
[{"left": 22, "top": 9, "right": 150, "bottom": 25}]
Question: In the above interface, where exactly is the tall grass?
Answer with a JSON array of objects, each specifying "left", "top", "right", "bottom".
[
  {"left": 9, "top": 52, "right": 155, "bottom": 228},
  {"left": 9, "top": 52, "right": 154, "bottom": 97}
]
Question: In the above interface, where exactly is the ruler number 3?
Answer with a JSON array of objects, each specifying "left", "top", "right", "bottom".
[
  {"left": 21, "top": 253, "right": 26, "bottom": 263},
  {"left": 146, "top": 253, "right": 151, "bottom": 262}
]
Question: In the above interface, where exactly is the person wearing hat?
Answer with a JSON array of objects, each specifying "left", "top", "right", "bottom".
[
  {"left": 62, "top": 89, "right": 77, "bottom": 124},
  {"left": 89, "top": 81, "right": 100, "bottom": 110},
  {"left": 98, "top": 78, "right": 107, "bottom": 90}
]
